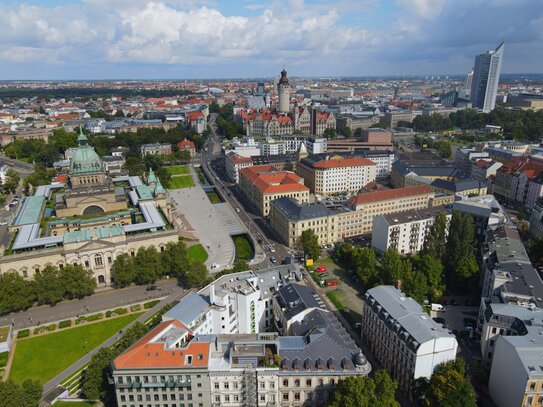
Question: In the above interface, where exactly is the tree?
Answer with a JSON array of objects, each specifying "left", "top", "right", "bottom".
[
  {"left": 323, "top": 127, "right": 336, "bottom": 139},
  {"left": 133, "top": 246, "right": 163, "bottom": 285},
  {"left": 0, "top": 272, "right": 36, "bottom": 314},
  {"left": 231, "top": 259, "right": 250, "bottom": 274},
  {"left": 422, "top": 212, "right": 448, "bottom": 260},
  {"left": 423, "top": 359, "right": 477, "bottom": 407},
  {"left": 185, "top": 261, "right": 209, "bottom": 287},
  {"left": 61, "top": 265, "right": 96, "bottom": 299},
  {"left": 34, "top": 265, "right": 65, "bottom": 305},
  {"left": 414, "top": 253, "right": 445, "bottom": 302},
  {"left": 329, "top": 370, "right": 399, "bottom": 407},
  {"left": 111, "top": 253, "right": 135, "bottom": 287},
  {"left": 445, "top": 211, "right": 478, "bottom": 289},
  {"left": 380, "top": 248, "right": 405, "bottom": 285},
  {"left": 352, "top": 247, "right": 377, "bottom": 286},
  {"left": 0, "top": 378, "right": 42, "bottom": 407},
  {"left": 161, "top": 242, "right": 189, "bottom": 278},
  {"left": 402, "top": 268, "right": 429, "bottom": 305},
  {"left": 83, "top": 347, "right": 117, "bottom": 402},
  {"left": 300, "top": 229, "right": 321, "bottom": 260},
  {"left": 3, "top": 169, "right": 20, "bottom": 194},
  {"left": 341, "top": 126, "right": 352, "bottom": 138}
]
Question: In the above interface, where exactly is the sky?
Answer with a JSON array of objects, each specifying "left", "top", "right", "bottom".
[{"left": 0, "top": 0, "right": 542, "bottom": 80}]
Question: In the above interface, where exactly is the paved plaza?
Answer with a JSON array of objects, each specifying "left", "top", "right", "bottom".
[{"left": 168, "top": 168, "right": 235, "bottom": 271}]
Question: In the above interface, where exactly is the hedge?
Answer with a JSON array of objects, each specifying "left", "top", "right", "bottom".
[
  {"left": 58, "top": 320, "right": 72, "bottom": 329},
  {"left": 130, "top": 304, "right": 141, "bottom": 312},
  {"left": 144, "top": 300, "right": 160, "bottom": 309},
  {"left": 17, "top": 329, "right": 29, "bottom": 339}
]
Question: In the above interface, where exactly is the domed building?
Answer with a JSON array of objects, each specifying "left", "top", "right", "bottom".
[
  {"left": 70, "top": 130, "right": 106, "bottom": 188},
  {"left": 68, "top": 129, "right": 107, "bottom": 188}
]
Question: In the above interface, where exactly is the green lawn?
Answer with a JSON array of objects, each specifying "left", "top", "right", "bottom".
[
  {"left": 165, "top": 165, "right": 189, "bottom": 175},
  {"left": 187, "top": 244, "right": 208, "bottom": 263},
  {"left": 167, "top": 175, "right": 194, "bottom": 189},
  {"left": 206, "top": 191, "right": 223, "bottom": 204},
  {"left": 0, "top": 351, "right": 8, "bottom": 368},
  {"left": 10, "top": 313, "right": 142, "bottom": 384},
  {"left": 233, "top": 235, "right": 254, "bottom": 261}
]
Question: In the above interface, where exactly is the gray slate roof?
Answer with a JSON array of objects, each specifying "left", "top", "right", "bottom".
[{"left": 271, "top": 197, "right": 334, "bottom": 221}]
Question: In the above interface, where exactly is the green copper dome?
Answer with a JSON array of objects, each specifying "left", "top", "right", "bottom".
[{"left": 70, "top": 127, "right": 103, "bottom": 175}]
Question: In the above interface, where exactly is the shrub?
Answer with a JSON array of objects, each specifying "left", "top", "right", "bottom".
[
  {"left": 47, "top": 324, "right": 56, "bottom": 332},
  {"left": 58, "top": 320, "right": 72, "bottom": 329},
  {"left": 0, "top": 352, "right": 8, "bottom": 368},
  {"left": 86, "top": 313, "right": 103, "bottom": 322},
  {"left": 130, "top": 304, "right": 141, "bottom": 312},
  {"left": 17, "top": 329, "right": 29, "bottom": 339},
  {"left": 114, "top": 308, "right": 128, "bottom": 315},
  {"left": 105, "top": 310, "right": 112, "bottom": 318},
  {"left": 144, "top": 300, "right": 160, "bottom": 309}
]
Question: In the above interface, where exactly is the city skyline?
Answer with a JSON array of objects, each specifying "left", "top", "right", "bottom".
[{"left": 0, "top": 0, "right": 542, "bottom": 80}]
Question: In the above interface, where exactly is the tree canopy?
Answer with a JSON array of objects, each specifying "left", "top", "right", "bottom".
[
  {"left": 421, "top": 359, "right": 477, "bottom": 407},
  {"left": 300, "top": 229, "right": 321, "bottom": 260},
  {"left": 329, "top": 370, "right": 399, "bottom": 407}
]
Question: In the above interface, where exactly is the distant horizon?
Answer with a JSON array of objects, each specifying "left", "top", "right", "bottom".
[
  {"left": 1, "top": 72, "right": 543, "bottom": 83},
  {"left": 0, "top": 1, "right": 542, "bottom": 80}
]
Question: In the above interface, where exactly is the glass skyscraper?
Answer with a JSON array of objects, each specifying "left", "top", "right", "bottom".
[{"left": 470, "top": 42, "right": 505, "bottom": 113}]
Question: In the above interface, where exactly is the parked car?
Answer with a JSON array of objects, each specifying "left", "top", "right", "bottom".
[
  {"left": 146, "top": 285, "right": 159, "bottom": 291},
  {"left": 316, "top": 266, "right": 327, "bottom": 273},
  {"left": 270, "top": 256, "right": 277, "bottom": 263},
  {"left": 325, "top": 279, "right": 338, "bottom": 287},
  {"left": 319, "top": 272, "right": 329, "bottom": 278}
]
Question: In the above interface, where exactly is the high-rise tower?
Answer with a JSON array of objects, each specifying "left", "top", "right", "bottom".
[
  {"left": 278, "top": 68, "right": 290, "bottom": 114},
  {"left": 470, "top": 42, "right": 505, "bottom": 113}
]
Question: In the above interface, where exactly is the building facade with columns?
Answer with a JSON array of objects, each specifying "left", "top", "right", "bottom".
[{"left": 0, "top": 130, "right": 178, "bottom": 286}]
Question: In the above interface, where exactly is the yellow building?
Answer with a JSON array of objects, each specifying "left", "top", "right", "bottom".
[
  {"left": 239, "top": 165, "right": 310, "bottom": 217},
  {"left": 270, "top": 185, "right": 440, "bottom": 246}
]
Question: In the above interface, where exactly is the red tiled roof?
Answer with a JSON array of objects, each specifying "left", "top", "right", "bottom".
[
  {"left": 350, "top": 185, "right": 433, "bottom": 205},
  {"left": 178, "top": 139, "right": 195, "bottom": 149},
  {"left": 187, "top": 111, "right": 204, "bottom": 121},
  {"left": 240, "top": 165, "right": 309, "bottom": 194},
  {"left": 230, "top": 154, "right": 253, "bottom": 164},
  {"left": 313, "top": 157, "right": 375, "bottom": 169},
  {"left": 113, "top": 320, "right": 210, "bottom": 369}
]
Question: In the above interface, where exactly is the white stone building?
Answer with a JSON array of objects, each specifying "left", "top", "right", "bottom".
[{"left": 371, "top": 206, "right": 451, "bottom": 255}]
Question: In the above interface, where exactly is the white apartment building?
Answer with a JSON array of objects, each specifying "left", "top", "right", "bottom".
[
  {"left": 372, "top": 206, "right": 451, "bottom": 255},
  {"left": 112, "top": 269, "right": 372, "bottom": 407},
  {"left": 362, "top": 286, "right": 458, "bottom": 393},
  {"left": 224, "top": 152, "right": 254, "bottom": 184},
  {"left": 360, "top": 150, "right": 396, "bottom": 181},
  {"left": 297, "top": 155, "right": 377, "bottom": 195}
]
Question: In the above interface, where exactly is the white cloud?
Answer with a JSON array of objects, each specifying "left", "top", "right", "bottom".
[{"left": 395, "top": 0, "right": 445, "bottom": 18}]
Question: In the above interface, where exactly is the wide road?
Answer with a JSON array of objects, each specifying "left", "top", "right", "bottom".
[
  {"left": 200, "top": 124, "right": 291, "bottom": 268},
  {"left": 0, "top": 279, "right": 181, "bottom": 329}
]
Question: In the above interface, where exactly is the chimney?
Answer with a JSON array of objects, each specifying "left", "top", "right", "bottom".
[{"left": 210, "top": 284, "right": 216, "bottom": 305}]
